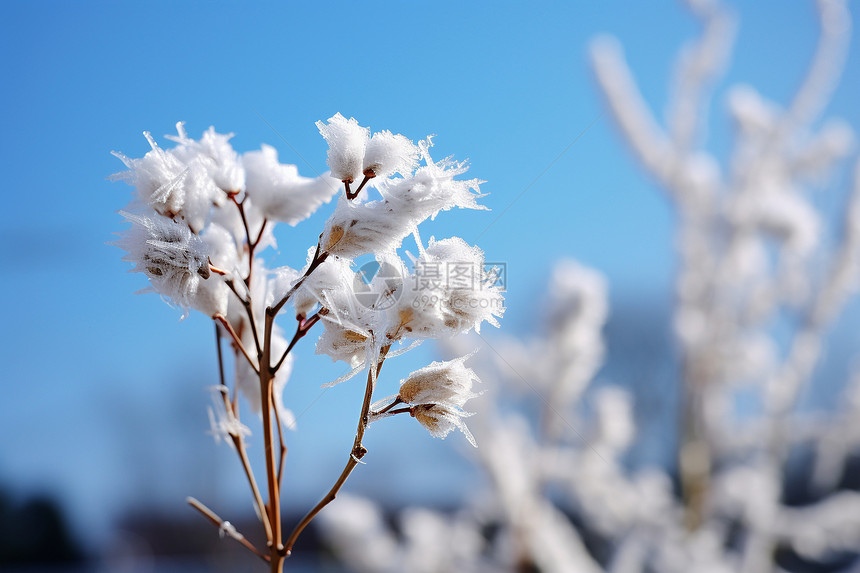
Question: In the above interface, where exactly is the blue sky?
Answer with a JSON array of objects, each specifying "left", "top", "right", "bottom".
[{"left": 1, "top": 0, "right": 859, "bottom": 552}]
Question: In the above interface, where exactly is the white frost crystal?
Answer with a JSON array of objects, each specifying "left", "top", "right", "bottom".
[
  {"left": 398, "top": 354, "right": 481, "bottom": 408},
  {"left": 243, "top": 144, "right": 339, "bottom": 225},
  {"left": 114, "top": 210, "right": 227, "bottom": 316},
  {"left": 398, "top": 354, "right": 481, "bottom": 447},
  {"left": 316, "top": 113, "right": 370, "bottom": 183},
  {"left": 111, "top": 131, "right": 221, "bottom": 233},
  {"left": 411, "top": 403, "right": 477, "bottom": 447},
  {"left": 363, "top": 130, "right": 419, "bottom": 178}
]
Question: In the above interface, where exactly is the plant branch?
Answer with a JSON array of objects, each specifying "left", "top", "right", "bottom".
[
  {"left": 186, "top": 497, "right": 269, "bottom": 562},
  {"left": 214, "top": 323, "right": 272, "bottom": 540},
  {"left": 269, "top": 241, "right": 329, "bottom": 318},
  {"left": 225, "top": 280, "right": 263, "bottom": 358},
  {"left": 261, "top": 307, "right": 285, "bottom": 570},
  {"left": 272, "top": 312, "right": 322, "bottom": 373},
  {"left": 284, "top": 345, "right": 390, "bottom": 554},
  {"left": 371, "top": 397, "right": 403, "bottom": 417},
  {"left": 214, "top": 315, "right": 259, "bottom": 375}
]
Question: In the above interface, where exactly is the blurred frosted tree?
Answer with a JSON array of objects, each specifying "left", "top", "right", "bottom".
[{"left": 318, "top": 1, "right": 860, "bottom": 572}]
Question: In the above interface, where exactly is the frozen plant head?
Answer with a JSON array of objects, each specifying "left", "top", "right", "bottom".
[
  {"left": 110, "top": 130, "right": 222, "bottom": 233},
  {"left": 114, "top": 210, "right": 227, "bottom": 317},
  {"left": 316, "top": 113, "right": 370, "bottom": 183},
  {"left": 411, "top": 404, "right": 477, "bottom": 447},
  {"left": 242, "top": 144, "right": 340, "bottom": 225},
  {"left": 398, "top": 353, "right": 481, "bottom": 408},
  {"left": 363, "top": 130, "right": 419, "bottom": 179}
]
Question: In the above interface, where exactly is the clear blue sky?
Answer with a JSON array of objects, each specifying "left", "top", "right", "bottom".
[{"left": 1, "top": 0, "right": 859, "bottom": 551}]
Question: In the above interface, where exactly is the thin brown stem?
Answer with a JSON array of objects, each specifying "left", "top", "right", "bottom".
[
  {"left": 371, "top": 397, "right": 403, "bottom": 416},
  {"left": 225, "top": 280, "right": 263, "bottom": 358},
  {"left": 269, "top": 380, "right": 288, "bottom": 490},
  {"left": 284, "top": 345, "right": 390, "bottom": 554},
  {"left": 272, "top": 312, "right": 322, "bottom": 373},
  {"left": 214, "top": 323, "right": 227, "bottom": 388},
  {"left": 381, "top": 406, "right": 413, "bottom": 416},
  {"left": 346, "top": 173, "right": 374, "bottom": 200},
  {"left": 214, "top": 323, "right": 272, "bottom": 540},
  {"left": 186, "top": 497, "right": 269, "bottom": 562},
  {"left": 253, "top": 219, "right": 269, "bottom": 249},
  {"left": 270, "top": 242, "right": 328, "bottom": 318},
  {"left": 214, "top": 315, "right": 259, "bottom": 375},
  {"left": 261, "top": 308, "right": 285, "bottom": 570}
]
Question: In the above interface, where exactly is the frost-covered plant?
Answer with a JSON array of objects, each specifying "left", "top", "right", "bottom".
[
  {"left": 111, "top": 116, "right": 504, "bottom": 571},
  {"left": 317, "top": 1, "right": 860, "bottom": 572}
]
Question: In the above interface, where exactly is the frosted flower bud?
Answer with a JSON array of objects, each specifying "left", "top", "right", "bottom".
[
  {"left": 168, "top": 123, "right": 246, "bottom": 194},
  {"left": 110, "top": 131, "right": 220, "bottom": 233},
  {"left": 420, "top": 237, "right": 505, "bottom": 333},
  {"left": 243, "top": 144, "right": 339, "bottom": 225},
  {"left": 411, "top": 404, "right": 476, "bottom": 447},
  {"left": 378, "top": 138, "right": 486, "bottom": 221},
  {"left": 291, "top": 254, "right": 354, "bottom": 318},
  {"left": 315, "top": 320, "right": 371, "bottom": 368},
  {"left": 114, "top": 210, "right": 227, "bottom": 316},
  {"left": 363, "top": 130, "right": 419, "bottom": 178},
  {"left": 201, "top": 223, "right": 241, "bottom": 276},
  {"left": 320, "top": 198, "right": 416, "bottom": 260},
  {"left": 398, "top": 354, "right": 480, "bottom": 408},
  {"left": 316, "top": 113, "right": 369, "bottom": 183}
]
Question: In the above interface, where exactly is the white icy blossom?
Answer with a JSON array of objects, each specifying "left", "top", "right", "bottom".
[
  {"left": 167, "top": 122, "right": 246, "bottom": 194},
  {"left": 363, "top": 130, "right": 419, "bottom": 178},
  {"left": 319, "top": 139, "right": 486, "bottom": 261},
  {"left": 243, "top": 144, "right": 339, "bottom": 225},
  {"left": 111, "top": 131, "right": 221, "bottom": 233},
  {"left": 397, "top": 353, "right": 481, "bottom": 409},
  {"left": 316, "top": 113, "right": 369, "bottom": 183},
  {"left": 313, "top": 260, "right": 402, "bottom": 368},
  {"left": 399, "top": 237, "right": 505, "bottom": 337},
  {"left": 320, "top": 197, "right": 418, "bottom": 260},
  {"left": 411, "top": 403, "right": 477, "bottom": 447},
  {"left": 201, "top": 222, "right": 241, "bottom": 276},
  {"left": 290, "top": 254, "right": 354, "bottom": 318},
  {"left": 114, "top": 210, "right": 227, "bottom": 317},
  {"left": 378, "top": 138, "right": 487, "bottom": 219}
]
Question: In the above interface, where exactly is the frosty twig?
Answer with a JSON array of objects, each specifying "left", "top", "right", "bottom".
[{"left": 112, "top": 115, "right": 504, "bottom": 571}]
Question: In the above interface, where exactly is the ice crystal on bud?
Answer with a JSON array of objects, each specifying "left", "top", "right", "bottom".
[
  {"left": 114, "top": 210, "right": 226, "bottom": 316},
  {"left": 168, "top": 123, "right": 246, "bottom": 194},
  {"left": 396, "top": 354, "right": 481, "bottom": 447},
  {"left": 243, "top": 144, "right": 339, "bottom": 225},
  {"left": 411, "top": 404, "right": 477, "bottom": 447},
  {"left": 110, "top": 131, "right": 220, "bottom": 233},
  {"left": 316, "top": 113, "right": 369, "bottom": 183},
  {"left": 398, "top": 353, "right": 481, "bottom": 408},
  {"left": 379, "top": 138, "right": 487, "bottom": 220},
  {"left": 400, "top": 237, "right": 505, "bottom": 337},
  {"left": 363, "top": 130, "right": 419, "bottom": 178}
]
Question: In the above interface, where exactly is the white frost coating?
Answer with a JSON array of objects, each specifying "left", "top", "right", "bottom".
[
  {"left": 316, "top": 113, "right": 370, "bottom": 182},
  {"left": 111, "top": 131, "right": 221, "bottom": 233},
  {"left": 243, "top": 144, "right": 339, "bottom": 225},
  {"left": 114, "top": 209, "right": 227, "bottom": 316},
  {"left": 168, "top": 123, "right": 246, "bottom": 194},
  {"left": 363, "top": 130, "right": 419, "bottom": 178}
]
